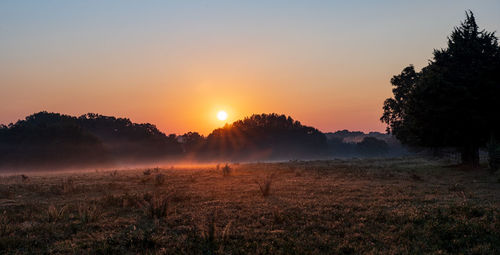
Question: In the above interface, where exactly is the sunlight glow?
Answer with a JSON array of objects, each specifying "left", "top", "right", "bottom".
[{"left": 217, "top": 111, "right": 228, "bottom": 121}]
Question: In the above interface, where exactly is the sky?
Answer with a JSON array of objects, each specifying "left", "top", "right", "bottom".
[{"left": 1, "top": 1, "right": 499, "bottom": 135}]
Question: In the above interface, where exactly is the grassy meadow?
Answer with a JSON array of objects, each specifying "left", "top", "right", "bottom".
[{"left": 1, "top": 157, "right": 500, "bottom": 254}]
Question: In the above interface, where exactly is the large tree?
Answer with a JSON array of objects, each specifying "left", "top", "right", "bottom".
[
  {"left": 381, "top": 11, "right": 500, "bottom": 167},
  {"left": 204, "top": 113, "right": 328, "bottom": 160}
]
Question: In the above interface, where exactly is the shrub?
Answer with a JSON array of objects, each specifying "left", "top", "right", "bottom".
[{"left": 143, "top": 169, "right": 152, "bottom": 176}]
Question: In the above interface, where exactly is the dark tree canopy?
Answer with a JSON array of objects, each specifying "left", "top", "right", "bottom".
[
  {"left": 356, "top": 137, "right": 389, "bottom": 156},
  {"left": 1, "top": 111, "right": 405, "bottom": 169},
  {"left": 77, "top": 113, "right": 182, "bottom": 161},
  {"left": 203, "top": 113, "right": 329, "bottom": 160},
  {"left": 178, "top": 132, "right": 205, "bottom": 155},
  {"left": 382, "top": 11, "right": 500, "bottom": 166},
  {"left": 0, "top": 112, "right": 109, "bottom": 168},
  {"left": 0, "top": 112, "right": 183, "bottom": 168}
]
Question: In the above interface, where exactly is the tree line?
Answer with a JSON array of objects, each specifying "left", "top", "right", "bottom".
[{"left": 0, "top": 112, "right": 394, "bottom": 169}]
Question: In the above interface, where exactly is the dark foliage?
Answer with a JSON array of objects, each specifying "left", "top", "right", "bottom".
[
  {"left": 178, "top": 132, "right": 205, "bottom": 155},
  {"left": 382, "top": 11, "right": 500, "bottom": 167},
  {"left": 356, "top": 137, "right": 389, "bottom": 156},
  {"left": 201, "top": 114, "right": 329, "bottom": 160},
  {"left": 325, "top": 130, "right": 404, "bottom": 157},
  {"left": 0, "top": 112, "right": 109, "bottom": 168},
  {"left": 0, "top": 112, "right": 182, "bottom": 169},
  {"left": 1, "top": 111, "right": 407, "bottom": 169},
  {"left": 77, "top": 113, "right": 182, "bottom": 162}
]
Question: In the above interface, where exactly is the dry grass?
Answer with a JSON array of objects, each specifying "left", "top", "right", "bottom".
[{"left": 0, "top": 157, "right": 499, "bottom": 253}]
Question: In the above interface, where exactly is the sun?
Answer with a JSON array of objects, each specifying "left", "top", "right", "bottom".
[{"left": 217, "top": 111, "right": 228, "bottom": 121}]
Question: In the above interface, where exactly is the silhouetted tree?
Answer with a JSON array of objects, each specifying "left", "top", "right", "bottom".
[
  {"left": 382, "top": 11, "right": 500, "bottom": 167},
  {"left": 0, "top": 112, "right": 183, "bottom": 169},
  {"left": 356, "top": 137, "right": 388, "bottom": 156},
  {"left": 178, "top": 132, "right": 205, "bottom": 154},
  {"left": 0, "top": 112, "right": 109, "bottom": 168},
  {"left": 204, "top": 113, "right": 328, "bottom": 160},
  {"left": 78, "top": 113, "right": 182, "bottom": 161}
]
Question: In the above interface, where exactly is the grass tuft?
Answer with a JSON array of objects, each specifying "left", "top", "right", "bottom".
[
  {"left": 46, "top": 203, "right": 68, "bottom": 222},
  {"left": 222, "top": 164, "right": 231, "bottom": 177},
  {"left": 255, "top": 173, "right": 276, "bottom": 197},
  {"left": 154, "top": 174, "right": 166, "bottom": 186},
  {"left": 137, "top": 193, "right": 169, "bottom": 219},
  {"left": 77, "top": 202, "right": 102, "bottom": 223}
]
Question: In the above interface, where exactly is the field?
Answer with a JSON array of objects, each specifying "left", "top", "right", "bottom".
[{"left": 1, "top": 157, "right": 500, "bottom": 254}]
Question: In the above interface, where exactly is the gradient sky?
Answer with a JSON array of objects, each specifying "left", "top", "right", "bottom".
[{"left": 1, "top": 1, "right": 499, "bottom": 135}]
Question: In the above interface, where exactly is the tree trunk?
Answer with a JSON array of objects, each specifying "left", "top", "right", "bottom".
[{"left": 461, "top": 144, "right": 479, "bottom": 168}]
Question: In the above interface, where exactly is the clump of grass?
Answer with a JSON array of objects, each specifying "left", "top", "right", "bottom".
[
  {"left": 124, "top": 193, "right": 141, "bottom": 208},
  {"left": 153, "top": 167, "right": 160, "bottom": 173},
  {"left": 203, "top": 211, "right": 217, "bottom": 244},
  {"left": 154, "top": 174, "right": 166, "bottom": 186},
  {"left": 20, "top": 174, "right": 29, "bottom": 182},
  {"left": 137, "top": 193, "right": 169, "bottom": 219},
  {"left": 100, "top": 193, "right": 123, "bottom": 208},
  {"left": 110, "top": 170, "right": 118, "bottom": 177},
  {"left": 410, "top": 173, "right": 423, "bottom": 181},
  {"left": 46, "top": 204, "right": 68, "bottom": 222},
  {"left": 77, "top": 202, "right": 102, "bottom": 223},
  {"left": 448, "top": 183, "right": 465, "bottom": 192},
  {"left": 62, "top": 178, "right": 76, "bottom": 193},
  {"left": 189, "top": 174, "right": 196, "bottom": 183},
  {"left": 272, "top": 208, "right": 285, "bottom": 225},
  {"left": 255, "top": 173, "right": 276, "bottom": 197},
  {"left": 119, "top": 219, "right": 159, "bottom": 250},
  {"left": 0, "top": 211, "right": 11, "bottom": 236},
  {"left": 215, "top": 164, "right": 220, "bottom": 171},
  {"left": 222, "top": 164, "right": 231, "bottom": 177},
  {"left": 200, "top": 211, "right": 233, "bottom": 253},
  {"left": 143, "top": 169, "right": 152, "bottom": 176},
  {"left": 221, "top": 220, "right": 232, "bottom": 242},
  {"left": 139, "top": 176, "right": 150, "bottom": 185}
]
